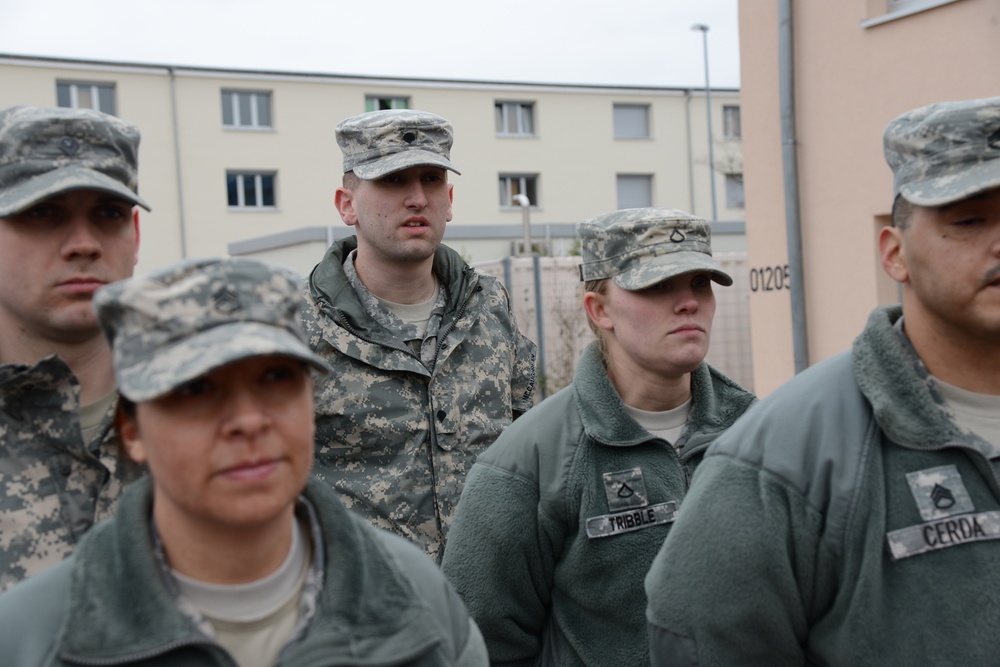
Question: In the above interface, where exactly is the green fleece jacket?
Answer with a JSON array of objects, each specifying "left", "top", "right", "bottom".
[
  {"left": 646, "top": 305, "right": 1000, "bottom": 666},
  {"left": 441, "top": 341, "right": 755, "bottom": 666},
  {"left": 0, "top": 477, "right": 487, "bottom": 667}
]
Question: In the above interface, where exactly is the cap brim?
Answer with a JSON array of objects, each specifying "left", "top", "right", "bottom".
[
  {"left": 0, "top": 165, "right": 151, "bottom": 218},
  {"left": 351, "top": 149, "right": 461, "bottom": 180},
  {"left": 612, "top": 250, "right": 733, "bottom": 290},
  {"left": 116, "top": 321, "right": 331, "bottom": 402},
  {"left": 900, "top": 159, "right": 1000, "bottom": 207}
]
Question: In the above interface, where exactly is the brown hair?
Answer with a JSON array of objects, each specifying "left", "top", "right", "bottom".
[
  {"left": 892, "top": 194, "right": 914, "bottom": 229},
  {"left": 584, "top": 278, "right": 611, "bottom": 366}
]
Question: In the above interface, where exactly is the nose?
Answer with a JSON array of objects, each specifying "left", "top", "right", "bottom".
[
  {"left": 221, "top": 385, "right": 271, "bottom": 439},
  {"left": 673, "top": 285, "right": 700, "bottom": 313},
  {"left": 404, "top": 180, "right": 429, "bottom": 209},
  {"left": 60, "top": 216, "right": 103, "bottom": 261}
]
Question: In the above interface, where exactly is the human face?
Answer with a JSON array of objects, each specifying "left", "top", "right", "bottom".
[
  {"left": 0, "top": 190, "right": 139, "bottom": 344},
  {"left": 880, "top": 187, "right": 1000, "bottom": 351},
  {"left": 586, "top": 271, "right": 717, "bottom": 381},
  {"left": 335, "top": 166, "right": 453, "bottom": 266},
  {"left": 119, "top": 355, "right": 315, "bottom": 536}
]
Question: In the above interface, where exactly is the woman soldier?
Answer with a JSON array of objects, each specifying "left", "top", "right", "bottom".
[
  {"left": 0, "top": 257, "right": 486, "bottom": 667},
  {"left": 441, "top": 208, "right": 756, "bottom": 666}
]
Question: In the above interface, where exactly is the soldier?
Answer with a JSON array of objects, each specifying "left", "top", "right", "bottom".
[
  {"left": 301, "top": 109, "right": 537, "bottom": 561},
  {"left": 441, "top": 208, "right": 755, "bottom": 665},
  {"left": 0, "top": 257, "right": 488, "bottom": 667},
  {"left": 0, "top": 105, "right": 149, "bottom": 590},
  {"left": 645, "top": 96, "right": 1000, "bottom": 665}
]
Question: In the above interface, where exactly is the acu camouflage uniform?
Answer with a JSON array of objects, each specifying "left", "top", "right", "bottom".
[
  {"left": 0, "top": 105, "right": 150, "bottom": 592},
  {"left": 0, "top": 356, "right": 131, "bottom": 592},
  {"left": 302, "top": 237, "right": 537, "bottom": 561}
]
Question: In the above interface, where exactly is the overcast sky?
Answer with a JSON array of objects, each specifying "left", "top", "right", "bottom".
[{"left": 0, "top": 0, "right": 741, "bottom": 88}]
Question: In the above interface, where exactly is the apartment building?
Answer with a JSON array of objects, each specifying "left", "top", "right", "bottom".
[
  {"left": 0, "top": 54, "right": 745, "bottom": 277},
  {"left": 737, "top": 0, "right": 999, "bottom": 394}
]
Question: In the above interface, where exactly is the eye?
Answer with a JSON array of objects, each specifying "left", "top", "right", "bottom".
[
  {"left": 21, "top": 203, "right": 57, "bottom": 218},
  {"left": 261, "top": 360, "right": 306, "bottom": 385},
  {"left": 692, "top": 274, "right": 712, "bottom": 289},
  {"left": 96, "top": 203, "right": 131, "bottom": 220},
  {"left": 174, "top": 376, "right": 213, "bottom": 398}
]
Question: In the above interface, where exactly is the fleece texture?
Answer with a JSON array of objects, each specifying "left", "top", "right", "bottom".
[
  {"left": 441, "top": 341, "right": 755, "bottom": 666},
  {"left": 645, "top": 305, "right": 1000, "bottom": 666},
  {"left": 0, "top": 477, "right": 487, "bottom": 667}
]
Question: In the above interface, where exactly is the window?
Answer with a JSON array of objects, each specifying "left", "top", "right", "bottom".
[
  {"left": 365, "top": 96, "right": 409, "bottom": 111},
  {"left": 222, "top": 90, "right": 272, "bottom": 129},
  {"left": 723, "top": 105, "right": 742, "bottom": 139},
  {"left": 499, "top": 174, "right": 538, "bottom": 207},
  {"left": 725, "top": 173, "right": 745, "bottom": 209},
  {"left": 495, "top": 102, "right": 534, "bottom": 136},
  {"left": 227, "top": 172, "right": 276, "bottom": 209},
  {"left": 617, "top": 175, "right": 653, "bottom": 209},
  {"left": 56, "top": 81, "right": 116, "bottom": 115},
  {"left": 613, "top": 104, "right": 650, "bottom": 138}
]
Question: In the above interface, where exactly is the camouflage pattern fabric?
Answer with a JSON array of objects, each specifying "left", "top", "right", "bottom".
[
  {"left": 883, "top": 96, "right": 1000, "bottom": 207},
  {"left": 0, "top": 105, "right": 150, "bottom": 218},
  {"left": 94, "top": 257, "right": 329, "bottom": 402},
  {"left": 303, "top": 238, "right": 537, "bottom": 561},
  {"left": 0, "top": 355, "right": 134, "bottom": 592},
  {"left": 336, "top": 109, "right": 461, "bottom": 180},
  {"left": 577, "top": 208, "right": 732, "bottom": 289}
]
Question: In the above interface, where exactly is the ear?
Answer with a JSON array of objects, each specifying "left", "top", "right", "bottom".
[
  {"left": 583, "top": 290, "right": 614, "bottom": 332},
  {"left": 446, "top": 184, "right": 454, "bottom": 223},
  {"left": 132, "top": 208, "right": 141, "bottom": 266},
  {"left": 335, "top": 187, "right": 358, "bottom": 227},
  {"left": 879, "top": 225, "right": 909, "bottom": 284},
  {"left": 118, "top": 413, "right": 148, "bottom": 465}
]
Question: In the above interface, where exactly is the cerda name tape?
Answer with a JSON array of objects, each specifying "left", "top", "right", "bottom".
[
  {"left": 586, "top": 501, "right": 678, "bottom": 539},
  {"left": 886, "top": 510, "right": 1000, "bottom": 560}
]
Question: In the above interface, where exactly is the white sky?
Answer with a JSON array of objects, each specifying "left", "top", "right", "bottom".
[{"left": 0, "top": 0, "right": 741, "bottom": 88}]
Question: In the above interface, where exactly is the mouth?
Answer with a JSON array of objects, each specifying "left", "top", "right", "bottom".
[
  {"left": 219, "top": 459, "right": 280, "bottom": 483},
  {"left": 58, "top": 277, "right": 106, "bottom": 294},
  {"left": 670, "top": 325, "right": 705, "bottom": 335},
  {"left": 402, "top": 217, "right": 428, "bottom": 228}
]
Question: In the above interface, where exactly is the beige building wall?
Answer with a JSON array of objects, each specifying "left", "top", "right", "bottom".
[
  {"left": 738, "top": 0, "right": 1000, "bottom": 395},
  {"left": 1, "top": 54, "right": 744, "bottom": 277}
]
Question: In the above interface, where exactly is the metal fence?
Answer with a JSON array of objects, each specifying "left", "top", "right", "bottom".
[{"left": 474, "top": 252, "right": 754, "bottom": 400}]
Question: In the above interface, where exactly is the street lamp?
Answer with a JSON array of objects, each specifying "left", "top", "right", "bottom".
[
  {"left": 513, "top": 193, "right": 532, "bottom": 256},
  {"left": 691, "top": 22, "right": 718, "bottom": 222}
]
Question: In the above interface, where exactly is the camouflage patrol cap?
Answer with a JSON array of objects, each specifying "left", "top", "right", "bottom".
[
  {"left": 94, "top": 257, "right": 330, "bottom": 402},
  {"left": 336, "top": 109, "right": 461, "bottom": 180},
  {"left": 0, "top": 105, "right": 151, "bottom": 218},
  {"left": 884, "top": 96, "right": 1000, "bottom": 206},
  {"left": 578, "top": 208, "right": 732, "bottom": 290}
]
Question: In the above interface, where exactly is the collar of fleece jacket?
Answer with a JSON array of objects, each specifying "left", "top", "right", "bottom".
[
  {"left": 853, "top": 305, "right": 972, "bottom": 452},
  {"left": 572, "top": 340, "right": 756, "bottom": 451},
  {"left": 307, "top": 236, "right": 479, "bottom": 336},
  {"left": 55, "top": 477, "right": 447, "bottom": 664}
]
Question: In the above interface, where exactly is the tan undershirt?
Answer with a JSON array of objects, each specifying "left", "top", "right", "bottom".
[
  {"left": 935, "top": 377, "right": 1000, "bottom": 459},
  {"left": 79, "top": 390, "right": 116, "bottom": 445},
  {"left": 625, "top": 398, "right": 692, "bottom": 453}
]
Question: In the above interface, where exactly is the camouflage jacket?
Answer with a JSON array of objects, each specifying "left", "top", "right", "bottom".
[
  {"left": 646, "top": 305, "right": 1000, "bottom": 666},
  {"left": 0, "top": 477, "right": 488, "bottom": 666},
  {"left": 0, "top": 355, "right": 133, "bottom": 592},
  {"left": 302, "top": 237, "right": 536, "bottom": 561}
]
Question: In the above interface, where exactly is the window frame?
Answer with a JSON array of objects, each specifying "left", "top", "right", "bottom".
[
  {"left": 616, "top": 174, "right": 654, "bottom": 209},
  {"left": 613, "top": 103, "right": 651, "bottom": 139},
  {"left": 722, "top": 105, "right": 742, "bottom": 140},
  {"left": 725, "top": 173, "right": 745, "bottom": 210},
  {"left": 498, "top": 173, "right": 539, "bottom": 208},
  {"left": 221, "top": 90, "right": 273, "bottom": 130},
  {"left": 226, "top": 171, "right": 277, "bottom": 210},
  {"left": 365, "top": 95, "right": 409, "bottom": 112},
  {"left": 56, "top": 80, "right": 117, "bottom": 115},
  {"left": 495, "top": 101, "right": 535, "bottom": 137}
]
